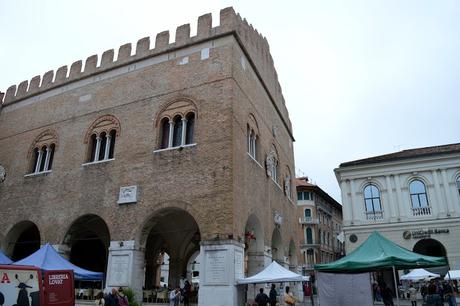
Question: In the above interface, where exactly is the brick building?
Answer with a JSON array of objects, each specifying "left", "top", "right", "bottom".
[
  {"left": 0, "top": 8, "right": 298, "bottom": 305},
  {"left": 294, "top": 177, "right": 344, "bottom": 275}
]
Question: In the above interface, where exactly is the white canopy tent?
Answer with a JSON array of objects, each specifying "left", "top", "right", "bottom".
[
  {"left": 445, "top": 270, "right": 460, "bottom": 280},
  {"left": 400, "top": 268, "right": 440, "bottom": 281},
  {"left": 237, "top": 261, "right": 309, "bottom": 284}
]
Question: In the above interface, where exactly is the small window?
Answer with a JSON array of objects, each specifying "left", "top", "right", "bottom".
[
  {"left": 297, "top": 191, "right": 313, "bottom": 201},
  {"left": 304, "top": 209, "right": 311, "bottom": 218},
  {"left": 410, "top": 180, "right": 429, "bottom": 208},
  {"left": 185, "top": 113, "right": 195, "bottom": 145},
  {"left": 28, "top": 130, "right": 58, "bottom": 174},
  {"left": 363, "top": 184, "right": 382, "bottom": 212},
  {"left": 306, "top": 228, "right": 313, "bottom": 244},
  {"left": 156, "top": 99, "right": 197, "bottom": 150},
  {"left": 88, "top": 129, "right": 117, "bottom": 162},
  {"left": 247, "top": 125, "right": 258, "bottom": 160},
  {"left": 456, "top": 176, "right": 460, "bottom": 196},
  {"left": 84, "top": 115, "right": 120, "bottom": 163}
]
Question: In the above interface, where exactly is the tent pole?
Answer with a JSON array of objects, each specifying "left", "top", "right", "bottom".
[{"left": 392, "top": 266, "right": 400, "bottom": 306}]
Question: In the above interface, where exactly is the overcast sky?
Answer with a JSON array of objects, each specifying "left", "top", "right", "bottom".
[{"left": 1, "top": 0, "right": 459, "bottom": 201}]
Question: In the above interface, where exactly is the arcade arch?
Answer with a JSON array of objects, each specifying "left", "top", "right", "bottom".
[
  {"left": 141, "top": 208, "right": 201, "bottom": 288},
  {"left": 244, "top": 214, "right": 265, "bottom": 276},
  {"left": 5, "top": 221, "right": 40, "bottom": 261},
  {"left": 271, "top": 228, "right": 283, "bottom": 263},
  {"left": 413, "top": 238, "right": 447, "bottom": 258},
  {"left": 63, "top": 214, "right": 110, "bottom": 273},
  {"left": 288, "top": 239, "right": 298, "bottom": 269}
]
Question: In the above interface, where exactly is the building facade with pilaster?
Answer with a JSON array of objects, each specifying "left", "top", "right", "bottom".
[
  {"left": 335, "top": 144, "right": 460, "bottom": 271},
  {"left": 294, "top": 177, "right": 344, "bottom": 275}
]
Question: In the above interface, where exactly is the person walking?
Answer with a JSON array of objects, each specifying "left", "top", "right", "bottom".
[
  {"left": 255, "top": 288, "right": 269, "bottom": 306},
  {"left": 105, "top": 289, "right": 118, "bottom": 306},
  {"left": 284, "top": 286, "right": 296, "bottom": 306},
  {"left": 269, "top": 284, "right": 277, "bottom": 306},
  {"left": 182, "top": 280, "right": 191, "bottom": 306},
  {"left": 407, "top": 284, "right": 417, "bottom": 306},
  {"left": 169, "top": 287, "right": 180, "bottom": 306},
  {"left": 95, "top": 292, "right": 105, "bottom": 306},
  {"left": 380, "top": 284, "right": 394, "bottom": 306}
]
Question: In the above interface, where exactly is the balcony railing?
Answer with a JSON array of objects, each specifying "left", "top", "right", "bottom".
[
  {"left": 365, "top": 210, "right": 384, "bottom": 221},
  {"left": 299, "top": 240, "right": 319, "bottom": 248},
  {"left": 299, "top": 217, "right": 320, "bottom": 225},
  {"left": 412, "top": 206, "right": 431, "bottom": 216}
]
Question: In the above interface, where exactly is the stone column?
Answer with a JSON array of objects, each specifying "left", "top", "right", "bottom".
[
  {"left": 432, "top": 170, "right": 447, "bottom": 216},
  {"left": 104, "top": 134, "right": 111, "bottom": 160},
  {"left": 394, "top": 175, "right": 407, "bottom": 219},
  {"left": 35, "top": 149, "right": 43, "bottom": 172},
  {"left": 105, "top": 240, "right": 144, "bottom": 301},
  {"left": 440, "top": 169, "right": 456, "bottom": 215},
  {"left": 94, "top": 136, "right": 102, "bottom": 161},
  {"left": 199, "top": 239, "right": 245, "bottom": 306},
  {"left": 247, "top": 248, "right": 271, "bottom": 276},
  {"left": 349, "top": 180, "right": 359, "bottom": 224},
  {"left": 340, "top": 180, "right": 352, "bottom": 225},
  {"left": 168, "top": 257, "right": 184, "bottom": 287},
  {"left": 51, "top": 244, "right": 71, "bottom": 259},
  {"left": 384, "top": 175, "right": 396, "bottom": 221}
]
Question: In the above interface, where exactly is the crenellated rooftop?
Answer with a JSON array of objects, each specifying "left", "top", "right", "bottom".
[{"left": 0, "top": 7, "right": 292, "bottom": 136}]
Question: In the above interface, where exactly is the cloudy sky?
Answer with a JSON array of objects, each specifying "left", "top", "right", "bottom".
[{"left": 1, "top": 0, "right": 459, "bottom": 200}]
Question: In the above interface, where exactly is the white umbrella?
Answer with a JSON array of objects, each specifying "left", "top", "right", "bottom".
[
  {"left": 444, "top": 270, "right": 460, "bottom": 280},
  {"left": 400, "top": 268, "right": 440, "bottom": 281}
]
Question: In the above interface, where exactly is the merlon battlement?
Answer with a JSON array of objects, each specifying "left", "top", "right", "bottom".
[{"left": 1, "top": 7, "right": 288, "bottom": 126}]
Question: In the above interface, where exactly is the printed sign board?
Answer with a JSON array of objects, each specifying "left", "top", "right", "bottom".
[
  {"left": 0, "top": 266, "right": 43, "bottom": 306},
  {"left": 44, "top": 270, "right": 74, "bottom": 306},
  {"left": 0, "top": 265, "right": 74, "bottom": 306}
]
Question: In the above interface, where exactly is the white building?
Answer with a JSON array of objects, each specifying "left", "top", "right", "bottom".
[{"left": 335, "top": 143, "right": 460, "bottom": 270}]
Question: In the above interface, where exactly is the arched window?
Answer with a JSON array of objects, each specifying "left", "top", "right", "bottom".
[
  {"left": 363, "top": 184, "right": 382, "bottom": 212},
  {"left": 156, "top": 99, "right": 197, "bottom": 150},
  {"left": 160, "top": 118, "right": 170, "bottom": 149},
  {"left": 247, "top": 115, "right": 259, "bottom": 160},
  {"left": 456, "top": 176, "right": 460, "bottom": 196},
  {"left": 172, "top": 115, "right": 183, "bottom": 147},
  {"left": 185, "top": 113, "right": 195, "bottom": 145},
  {"left": 266, "top": 147, "right": 279, "bottom": 184},
  {"left": 410, "top": 180, "right": 429, "bottom": 208},
  {"left": 28, "top": 130, "right": 58, "bottom": 174},
  {"left": 84, "top": 115, "right": 120, "bottom": 163},
  {"left": 306, "top": 228, "right": 313, "bottom": 244}
]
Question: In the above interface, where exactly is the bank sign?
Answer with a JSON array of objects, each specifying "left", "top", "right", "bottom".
[{"left": 403, "top": 228, "right": 450, "bottom": 239}]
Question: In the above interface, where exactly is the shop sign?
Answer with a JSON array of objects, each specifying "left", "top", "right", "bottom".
[{"left": 403, "top": 228, "right": 449, "bottom": 239}]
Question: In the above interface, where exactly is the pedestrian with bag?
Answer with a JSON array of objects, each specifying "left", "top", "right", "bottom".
[{"left": 284, "top": 286, "right": 296, "bottom": 306}]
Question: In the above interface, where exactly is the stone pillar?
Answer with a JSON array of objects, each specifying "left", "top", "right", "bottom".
[
  {"left": 432, "top": 170, "right": 447, "bottom": 216},
  {"left": 384, "top": 175, "right": 397, "bottom": 221},
  {"left": 199, "top": 239, "right": 245, "bottom": 306},
  {"left": 440, "top": 169, "right": 456, "bottom": 215},
  {"left": 349, "top": 180, "right": 359, "bottom": 224},
  {"left": 247, "top": 248, "right": 272, "bottom": 276},
  {"left": 168, "top": 257, "right": 184, "bottom": 287},
  {"left": 394, "top": 175, "right": 407, "bottom": 219},
  {"left": 340, "top": 180, "right": 352, "bottom": 225},
  {"left": 105, "top": 240, "right": 144, "bottom": 301},
  {"left": 51, "top": 244, "right": 71, "bottom": 259}
]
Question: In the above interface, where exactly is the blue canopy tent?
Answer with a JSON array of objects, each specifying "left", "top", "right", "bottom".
[
  {"left": 14, "top": 243, "right": 103, "bottom": 280},
  {"left": 0, "top": 250, "right": 12, "bottom": 264}
]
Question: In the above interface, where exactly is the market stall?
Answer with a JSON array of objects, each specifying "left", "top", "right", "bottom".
[
  {"left": 400, "top": 268, "right": 440, "bottom": 281},
  {"left": 314, "top": 231, "right": 447, "bottom": 306}
]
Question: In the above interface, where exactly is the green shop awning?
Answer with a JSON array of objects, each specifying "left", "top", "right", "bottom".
[{"left": 314, "top": 231, "right": 447, "bottom": 273}]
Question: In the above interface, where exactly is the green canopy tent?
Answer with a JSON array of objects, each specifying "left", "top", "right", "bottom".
[{"left": 314, "top": 231, "right": 447, "bottom": 305}]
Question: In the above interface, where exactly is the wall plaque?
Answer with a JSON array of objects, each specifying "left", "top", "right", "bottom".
[
  {"left": 234, "top": 251, "right": 244, "bottom": 280},
  {"left": 204, "top": 250, "right": 227, "bottom": 284},
  {"left": 108, "top": 254, "right": 129, "bottom": 286},
  {"left": 118, "top": 185, "right": 137, "bottom": 204}
]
